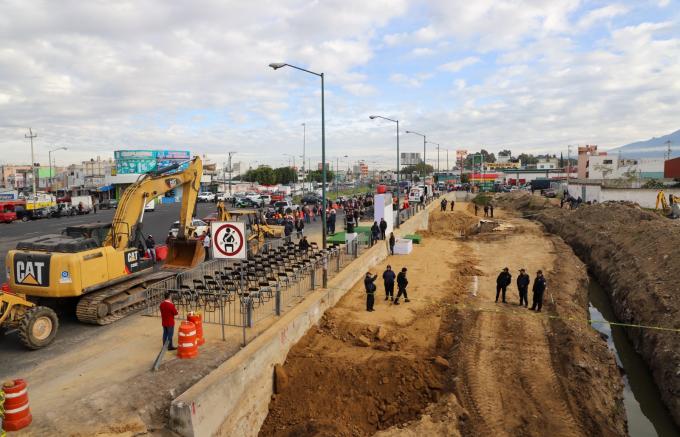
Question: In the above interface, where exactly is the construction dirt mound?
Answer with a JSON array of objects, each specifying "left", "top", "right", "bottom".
[
  {"left": 499, "top": 194, "right": 680, "bottom": 425},
  {"left": 259, "top": 313, "right": 457, "bottom": 437},
  {"left": 425, "top": 210, "right": 480, "bottom": 237},
  {"left": 493, "top": 190, "right": 558, "bottom": 212}
]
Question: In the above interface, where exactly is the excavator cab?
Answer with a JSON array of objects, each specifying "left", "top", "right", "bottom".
[{"left": 164, "top": 238, "right": 205, "bottom": 269}]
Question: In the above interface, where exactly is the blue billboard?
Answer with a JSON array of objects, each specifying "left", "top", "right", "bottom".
[{"left": 115, "top": 150, "right": 191, "bottom": 174}]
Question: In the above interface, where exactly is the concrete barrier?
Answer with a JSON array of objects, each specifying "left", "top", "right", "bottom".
[{"left": 168, "top": 199, "right": 442, "bottom": 437}]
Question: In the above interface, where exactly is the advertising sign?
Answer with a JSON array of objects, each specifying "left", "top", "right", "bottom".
[
  {"left": 210, "top": 221, "right": 247, "bottom": 259},
  {"left": 115, "top": 150, "right": 190, "bottom": 174},
  {"left": 400, "top": 152, "right": 422, "bottom": 166}
]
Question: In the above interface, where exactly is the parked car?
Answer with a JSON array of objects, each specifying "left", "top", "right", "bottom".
[
  {"left": 273, "top": 200, "right": 298, "bottom": 213},
  {"left": 100, "top": 199, "right": 118, "bottom": 209},
  {"left": 197, "top": 192, "right": 216, "bottom": 202},
  {"left": 301, "top": 194, "right": 321, "bottom": 205},
  {"left": 235, "top": 197, "right": 260, "bottom": 208},
  {"left": 543, "top": 189, "right": 557, "bottom": 198},
  {"left": 168, "top": 218, "right": 209, "bottom": 238},
  {"left": 257, "top": 195, "right": 272, "bottom": 205}
]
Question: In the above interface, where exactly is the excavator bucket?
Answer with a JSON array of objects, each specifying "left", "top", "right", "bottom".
[{"left": 164, "top": 238, "right": 205, "bottom": 269}]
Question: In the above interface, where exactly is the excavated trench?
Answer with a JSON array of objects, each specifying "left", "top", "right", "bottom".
[
  {"left": 588, "top": 278, "right": 679, "bottom": 437},
  {"left": 495, "top": 193, "right": 680, "bottom": 429}
]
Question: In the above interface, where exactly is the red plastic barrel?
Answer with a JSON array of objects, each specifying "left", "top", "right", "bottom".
[
  {"left": 376, "top": 184, "right": 387, "bottom": 194},
  {"left": 155, "top": 245, "right": 168, "bottom": 261}
]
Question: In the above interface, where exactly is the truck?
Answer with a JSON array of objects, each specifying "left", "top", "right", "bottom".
[
  {"left": 71, "top": 195, "right": 93, "bottom": 214},
  {"left": 529, "top": 179, "right": 552, "bottom": 192},
  {"left": 408, "top": 186, "right": 425, "bottom": 203},
  {"left": 0, "top": 200, "right": 24, "bottom": 223}
]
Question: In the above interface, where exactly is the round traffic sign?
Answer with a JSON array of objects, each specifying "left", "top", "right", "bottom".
[{"left": 213, "top": 223, "right": 245, "bottom": 257}]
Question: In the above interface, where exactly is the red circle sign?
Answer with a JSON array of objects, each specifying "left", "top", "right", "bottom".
[{"left": 213, "top": 223, "right": 245, "bottom": 257}]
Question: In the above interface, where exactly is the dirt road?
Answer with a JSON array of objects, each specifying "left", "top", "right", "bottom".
[{"left": 259, "top": 203, "right": 626, "bottom": 436}]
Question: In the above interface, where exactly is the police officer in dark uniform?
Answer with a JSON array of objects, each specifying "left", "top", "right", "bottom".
[
  {"left": 516, "top": 268, "right": 530, "bottom": 307},
  {"left": 364, "top": 272, "right": 378, "bottom": 312},
  {"left": 382, "top": 265, "right": 396, "bottom": 301},
  {"left": 495, "top": 267, "right": 512, "bottom": 303},
  {"left": 394, "top": 267, "right": 409, "bottom": 305},
  {"left": 530, "top": 270, "right": 547, "bottom": 312}
]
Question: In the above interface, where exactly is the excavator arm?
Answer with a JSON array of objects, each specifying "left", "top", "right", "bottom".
[{"left": 105, "top": 156, "right": 204, "bottom": 268}]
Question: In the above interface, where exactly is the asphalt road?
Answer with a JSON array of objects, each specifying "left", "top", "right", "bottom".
[{"left": 0, "top": 201, "right": 334, "bottom": 364}]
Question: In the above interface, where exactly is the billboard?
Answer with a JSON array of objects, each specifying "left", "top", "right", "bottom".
[
  {"left": 400, "top": 152, "right": 422, "bottom": 166},
  {"left": 115, "top": 150, "right": 190, "bottom": 174}
]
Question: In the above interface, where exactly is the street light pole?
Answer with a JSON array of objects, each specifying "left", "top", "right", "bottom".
[
  {"left": 405, "top": 130, "right": 426, "bottom": 176},
  {"left": 369, "top": 115, "right": 401, "bottom": 228},
  {"left": 227, "top": 152, "right": 236, "bottom": 197},
  {"left": 269, "top": 62, "right": 328, "bottom": 287},
  {"left": 48, "top": 146, "right": 67, "bottom": 190},
  {"left": 301, "top": 122, "right": 306, "bottom": 194},
  {"left": 25, "top": 128, "right": 37, "bottom": 206}
]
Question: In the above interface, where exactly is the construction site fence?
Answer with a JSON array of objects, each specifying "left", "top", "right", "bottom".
[{"left": 143, "top": 243, "right": 350, "bottom": 342}]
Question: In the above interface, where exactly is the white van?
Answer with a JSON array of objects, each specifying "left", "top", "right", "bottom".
[{"left": 408, "top": 186, "right": 425, "bottom": 203}]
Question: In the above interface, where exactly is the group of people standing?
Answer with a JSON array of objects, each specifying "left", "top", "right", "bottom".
[
  {"left": 370, "top": 218, "right": 388, "bottom": 244},
  {"left": 364, "top": 265, "right": 410, "bottom": 311},
  {"left": 439, "top": 198, "right": 456, "bottom": 211},
  {"left": 495, "top": 267, "right": 547, "bottom": 311}
]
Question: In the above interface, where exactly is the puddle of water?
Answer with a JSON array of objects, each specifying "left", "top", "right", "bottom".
[{"left": 588, "top": 278, "right": 679, "bottom": 437}]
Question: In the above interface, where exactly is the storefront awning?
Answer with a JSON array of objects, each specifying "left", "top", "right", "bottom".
[{"left": 98, "top": 184, "right": 114, "bottom": 192}]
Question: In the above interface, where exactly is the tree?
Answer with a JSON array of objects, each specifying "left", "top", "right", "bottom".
[
  {"left": 498, "top": 149, "right": 512, "bottom": 158},
  {"left": 307, "top": 169, "right": 335, "bottom": 183},
  {"left": 517, "top": 153, "right": 539, "bottom": 165},
  {"left": 243, "top": 166, "right": 276, "bottom": 185},
  {"left": 464, "top": 149, "right": 496, "bottom": 168},
  {"left": 273, "top": 167, "right": 297, "bottom": 184},
  {"left": 401, "top": 162, "right": 434, "bottom": 175}
]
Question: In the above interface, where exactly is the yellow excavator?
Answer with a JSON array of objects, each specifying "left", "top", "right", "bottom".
[
  {"left": 656, "top": 190, "right": 680, "bottom": 218},
  {"left": 216, "top": 201, "right": 284, "bottom": 254},
  {"left": 5, "top": 157, "right": 204, "bottom": 334}
]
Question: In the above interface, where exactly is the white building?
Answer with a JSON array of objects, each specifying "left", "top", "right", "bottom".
[
  {"left": 536, "top": 158, "right": 559, "bottom": 170},
  {"left": 587, "top": 156, "right": 664, "bottom": 180}
]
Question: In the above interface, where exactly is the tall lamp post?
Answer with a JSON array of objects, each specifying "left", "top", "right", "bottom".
[
  {"left": 369, "top": 115, "right": 401, "bottom": 228},
  {"left": 49, "top": 146, "right": 67, "bottom": 190},
  {"left": 335, "top": 155, "right": 348, "bottom": 199},
  {"left": 427, "top": 141, "right": 440, "bottom": 173},
  {"left": 269, "top": 62, "right": 328, "bottom": 287},
  {"left": 405, "top": 130, "right": 426, "bottom": 175},
  {"left": 301, "top": 123, "right": 306, "bottom": 194}
]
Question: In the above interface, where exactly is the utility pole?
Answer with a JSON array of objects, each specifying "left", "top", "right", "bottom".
[
  {"left": 301, "top": 123, "right": 306, "bottom": 194},
  {"left": 25, "top": 128, "right": 37, "bottom": 208},
  {"left": 567, "top": 145, "right": 571, "bottom": 193},
  {"left": 666, "top": 140, "right": 672, "bottom": 161},
  {"left": 227, "top": 152, "right": 236, "bottom": 197}
]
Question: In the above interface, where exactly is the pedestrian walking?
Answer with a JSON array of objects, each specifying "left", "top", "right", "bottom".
[
  {"left": 353, "top": 209, "right": 360, "bottom": 226},
  {"left": 146, "top": 234, "right": 156, "bottom": 263},
  {"left": 203, "top": 231, "right": 211, "bottom": 261},
  {"left": 382, "top": 265, "right": 396, "bottom": 301},
  {"left": 364, "top": 272, "right": 378, "bottom": 312},
  {"left": 379, "top": 218, "right": 387, "bottom": 240},
  {"left": 159, "top": 292, "right": 178, "bottom": 350},
  {"left": 450, "top": 200, "right": 455, "bottom": 211},
  {"left": 329, "top": 209, "right": 337, "bottom": 234},
  {"left": 517, "top": 268, "right": 530, "bottom": 307},
  {"left": 371, "top": 221, "right": 380, "bottom": 246},
  {"left": 284, "top": 219, "right": 294, "bottom": 242},
  {"left": 474, "top": 203, "right": 478, "bottom": 216},
  {"left": 489, "top": 204, "right": 494, "bottom": 217},
  {"left": 394, "top": 267, "right": 409, "bottom": 305},
  {"left": 440, "top": 198, "right": 448, "bottom": 211},
  {"left": 530, "top": 270, "right": 547, "bottom": 312},
  {"left": 389, "top": 232, "right": 395, "bottom": 255},
  {"left": 483, "top": 204, "right": 489, "bottom": 217},
  {"left": 495, "top": 267, "right": 511, "bottom": 303},
  {"left": 295, "top": 218, "right": 304, "bottom": 239}
]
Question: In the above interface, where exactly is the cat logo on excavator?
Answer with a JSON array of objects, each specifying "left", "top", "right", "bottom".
[{"left": 14, "top": 254, "right": 51, "bottom": 287}]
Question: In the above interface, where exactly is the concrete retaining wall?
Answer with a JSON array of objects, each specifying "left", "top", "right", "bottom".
[{"left": 168, "top": 199, "right": 438, "bottom": 437}]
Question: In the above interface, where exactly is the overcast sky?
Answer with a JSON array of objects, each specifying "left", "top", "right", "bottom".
[{"left": 0, "top": 0, "right": 679, "bottom": 169}]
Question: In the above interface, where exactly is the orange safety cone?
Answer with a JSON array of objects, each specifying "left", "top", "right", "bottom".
[
  {"left": 187, "top": 312, "right": 205, "bottom": 346},
  {"left": 177, "top": 321, "right": 198, "bottom": 359},
  {"left": 2, "top": 379, "right": 32, "bottom": 432}
]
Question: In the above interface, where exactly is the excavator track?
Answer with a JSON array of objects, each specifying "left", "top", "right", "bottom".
[{"left": 76, "top": 271, "right": 176, "bottom": 325}]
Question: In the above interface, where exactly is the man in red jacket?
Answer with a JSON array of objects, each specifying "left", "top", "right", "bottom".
[{"left": 159, "top": 292, "right": 179, "bottom": 350}]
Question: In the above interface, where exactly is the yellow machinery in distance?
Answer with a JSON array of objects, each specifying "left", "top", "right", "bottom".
[
  {"left": 5, "top": 156, "right": 204, "bottom": 330},
  {"left": 656, "top": 190, "right": 680, "bottom": 218},
  {"left": 216, "top": 201, "right": 284, "bottom": 254}
]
